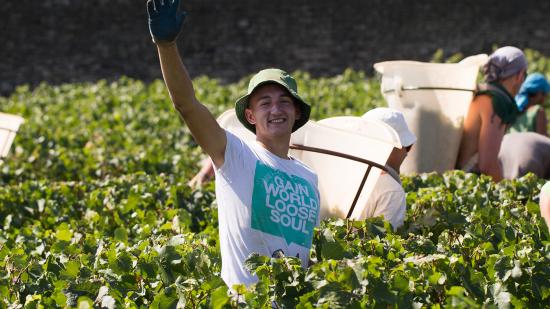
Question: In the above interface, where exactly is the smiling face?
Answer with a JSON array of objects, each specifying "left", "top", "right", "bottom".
[{"left": 244, "top": 83, "right": 301, "bottom": 140}]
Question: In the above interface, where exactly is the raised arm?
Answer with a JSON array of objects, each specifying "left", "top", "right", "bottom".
[{"left": 147, "top": 0, "right": 226, "bottom": 167}]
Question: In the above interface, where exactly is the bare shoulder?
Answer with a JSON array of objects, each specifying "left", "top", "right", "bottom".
[
  {"left": 471, "top": 94, "right": 493, "bottom": 113},
  {"left": 463, "top": 94, "right": 492, "bottom": 127},
  {"left": 473, "top": 94, "right": 507, "bottom": 127}
]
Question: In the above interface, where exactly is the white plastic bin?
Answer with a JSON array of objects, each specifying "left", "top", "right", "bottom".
[
  {"left": 216, "top": 110, "right": 395, "bottom": 220},
  {"left": 0, "top": 112, "right": 25, "bottom": 158},
  {"left": 373, "top": 54, "right": 487, "bottom": 174},
  {"left": 301, "top": 117, "right": 396, "bottom": 219}
]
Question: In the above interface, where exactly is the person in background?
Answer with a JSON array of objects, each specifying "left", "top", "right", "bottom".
[
  {"left": 498, "top": 74, "right": 550, "bottom": 179},
  {"left": 361, "top": 108, "right": 416, "bottom": 230},
  {"left": 147, "top": 0, "right": 320, "bottom": 288},
  {"left": 456, "top": 46, "right": 528, "bottom": 181},
  {"left": 540, "top": 181, "right": 550, "bottom": 232},
  {"left": 189, "top": 157, "right": 214, "bottom": 188},
  {"left": 509, "top": 72, "right": 549, "bottom": 136}
]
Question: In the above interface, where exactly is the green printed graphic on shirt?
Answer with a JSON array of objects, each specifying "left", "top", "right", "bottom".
[{"left": 251, "top": 161, "right": 319, "bottom": 247}]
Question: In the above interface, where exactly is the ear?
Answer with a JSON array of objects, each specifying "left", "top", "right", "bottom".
[
  {"left": 517, "top": 69, "right": 527, "bottom": 82},
  {"left": 245, "top": 108, "right": 256, "bottom": 125}
]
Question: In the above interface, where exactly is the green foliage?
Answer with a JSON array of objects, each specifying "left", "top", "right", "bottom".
[
  {"left": 1, "top": 51, "right": 550, "bottom": 307},
  {"left": 0, "top": 70, "right": 383, "bottom": 185}
]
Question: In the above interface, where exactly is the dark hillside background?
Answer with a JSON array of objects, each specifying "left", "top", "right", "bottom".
[{"left": 2, "top": 0, "right": 549, "bottom": 95}]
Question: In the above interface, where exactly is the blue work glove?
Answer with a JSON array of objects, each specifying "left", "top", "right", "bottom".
[{"left": 147, "top": 0, "right": 187, "bottom": 43}]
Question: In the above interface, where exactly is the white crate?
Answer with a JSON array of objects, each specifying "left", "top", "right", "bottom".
[
  {"left": 374, "top": 54, "right": 488, "bottom": 174},
  {"left": 0, "top": 112, "right": 25, "bottom": 158}
]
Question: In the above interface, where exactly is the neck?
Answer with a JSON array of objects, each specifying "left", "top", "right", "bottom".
[
  {"left": 386, "top": 161, "right": 400, "bottom": 174},
  {"left": 256, "top": 135, "right": 292, "bottom": 159},
  {"left": 386, "top": 148, "right": 405, "bottom": 173},
  {"left": 497, "top": 79, "right": 519, "bottom": 97}
]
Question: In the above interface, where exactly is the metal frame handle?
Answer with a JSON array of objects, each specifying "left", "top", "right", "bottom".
[
  {"left": 290, "top": 143, "right": 387, "bottom": 219},
  {"left": 383, "top": 86, "right": 476, "bottom": 94}
]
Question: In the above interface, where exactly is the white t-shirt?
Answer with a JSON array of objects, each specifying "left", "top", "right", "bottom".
[
  {"left": 214, "top": 131, "right": 320, "bottom": 288},
  {"left": 363, "top": 168, "right": 406, "bottom": 230}
]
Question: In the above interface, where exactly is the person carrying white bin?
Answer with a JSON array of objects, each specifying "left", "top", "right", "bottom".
[
  {"left": 374, "top": 54, "right": 486, "bottom": 175},
  {"left": 456, "top": 46, "right": 528, "bottom": 181},
  {"left": 359, "top": 108, "right": 416, "bottom": 230}
]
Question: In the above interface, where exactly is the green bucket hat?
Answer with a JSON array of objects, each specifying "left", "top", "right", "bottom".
[{"left": 235, "top": 68, "right": 311, "bottom": 133}]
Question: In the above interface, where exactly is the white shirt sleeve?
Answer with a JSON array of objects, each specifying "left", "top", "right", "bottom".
[
  {"left": 216, "top": 130, "right": 251, "bottom": 179},
  {"left": 370, "top": 189, "right": 406, "bottom": 230},
  {"left": 366, "top": 174, "right": 406, "bottom": 230}
]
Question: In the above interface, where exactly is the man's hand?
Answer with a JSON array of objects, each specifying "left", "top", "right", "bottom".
[{"left": 147, "top": 0, "right": 186, "bottom": 43}]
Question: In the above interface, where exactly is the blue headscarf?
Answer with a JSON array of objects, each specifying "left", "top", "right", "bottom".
[{"left": 515, "top": 73, "right": 550, "bottom": 112}]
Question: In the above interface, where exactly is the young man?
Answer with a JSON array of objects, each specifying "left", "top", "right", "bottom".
[
  {"left": 147, "top": 0, "right": 320, "bottom": 288},
  {"left": 456, "top": 46, "right": 528, "bottom": 181},
  {"left": 509, "top": 72, "right": 549, "bottom": 136},
  {"left": 361, "top": 108, "right": 416, "bottom": 230}
]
